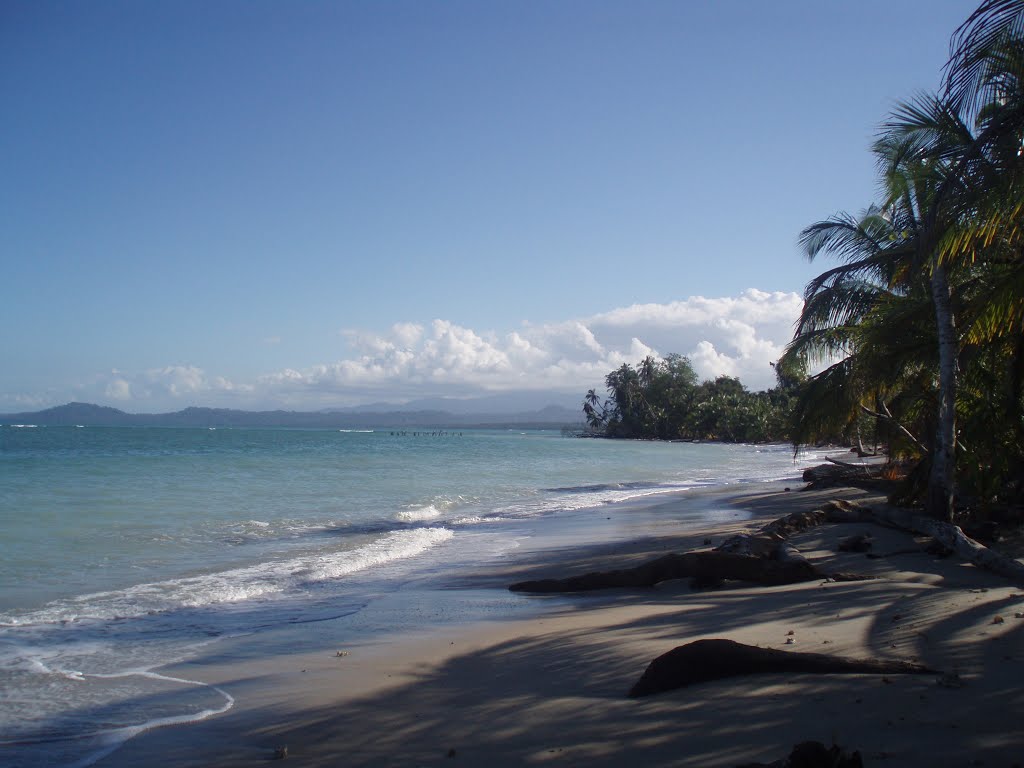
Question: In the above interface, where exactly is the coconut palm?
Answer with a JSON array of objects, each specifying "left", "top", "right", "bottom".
[
  {"left": 945, "top": 0, "right": 1024, "bottom": 119},
  {"left": 782, "top": 204, "right": 935, "bottom": 458},
  {"left": 582, "top": 388, "right": 606, "bottom": 431},
  {"left": 786, "top": 95, "right": 977, "bottom": 520}
]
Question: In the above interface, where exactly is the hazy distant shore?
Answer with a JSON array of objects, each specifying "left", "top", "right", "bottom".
[
  {"left": 97, "top": 480, "right": 1024, "bottom": 767},
  {"left": 0, "top": 400, "right": 584, "bottom": 430}
]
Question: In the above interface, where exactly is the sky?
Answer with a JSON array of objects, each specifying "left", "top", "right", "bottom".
[{"left": 1, "top": 0, "right": 980, "bottom": 413}]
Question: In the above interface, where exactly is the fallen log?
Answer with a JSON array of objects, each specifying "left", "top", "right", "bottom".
[
  {"left": 509, "top": 550, "right": 819, "bottom": 593},
  {"left": 510, "top": 501, "right": 873, "bottom": 594},
  {"left": 867, "top": 506, "right": 1024, "bottom": 585},
  {"left": 724, "top": 499, "right": 1024, "bottom": 585},
  {"left": 801, "top": 462, "right": 882, "bottom": 490},
  {"left": 628, "top": 638, "right": 937, "bottom": 698},
  {"left": 825, "top": 456, "right": 873, "bottom": 472},
  {"left": 509, "top": 498, "right": 1024, "bottom": 594},
  {"left": 738, "top": 740, "right": 863, "bottom": 768}
]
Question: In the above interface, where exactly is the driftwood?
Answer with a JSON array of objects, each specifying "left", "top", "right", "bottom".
[
  {"left": 628, "top": 639, "right": 937, "bottom": 698},
  {"left": 510, "top": 501, "right": 872, "bottom": 594},
  {"left": 867, "top": 505, "right": 1024, "bottom": 585},
  {"left": 738, "top": 740, "right": 864, "bottom": 768},
  {"left": 509, "top": 497, "right": 1024, "bottom": 595},
  {"left": 801, "top": 461, "right": 882, "bottom": 490},
  {"left": 509, "top": 551, "right": 819, "bottom": 593},
  {"left": 727, "top": 498, "right": 1024, "bottom": 585}
]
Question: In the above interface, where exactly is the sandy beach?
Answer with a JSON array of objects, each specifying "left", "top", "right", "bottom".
[{"left": 98, "top": 482, "right": 1024, "bottom": 768}]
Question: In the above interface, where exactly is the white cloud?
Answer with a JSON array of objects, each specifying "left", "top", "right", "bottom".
[
  {"left": 105, "top": 378, "right": 133, "bottom": 401},
  {"left": 256, "top": 290, "right": 801, "bottom": 405},
  {"left": 92, "top": 366, "right": 250, "bottom": 408},
  {"left": 21, "top": 290, "right": 802, "bottom": 411},
  {"left": 391, "top": 322, "right": 424, "bottom": 348}
]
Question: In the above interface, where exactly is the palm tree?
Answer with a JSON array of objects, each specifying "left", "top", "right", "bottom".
[
  {"left": 874, "top": 110, "right": 972, "bottom": 520},
  {"left": 887, "top": 16, "right": 1024, "bottom": 512},
  {"left": 945, "top": 0, "right": 1024, "bottom": 119},
  {"left": 582, "top": 388, "right": 605, "bottom": 431},
  {"left": 783, "top": 205, "right": 934, "bottom": 458},
  {"left": 789, "top": 3, "right": 1024, "bottom": 516},
  {"left": 787, "top": 98, "right": 975, "bottom": 520}
]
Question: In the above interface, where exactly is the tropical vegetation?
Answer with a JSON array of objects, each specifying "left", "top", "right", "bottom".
[
  {"left": 584, "top": 2, "right": 1024, "bottom": 522},
  {"left": 779, "top": 0, "right": 1024, "bottom": 520},
  {"left": 582, "top": 354, "right": 802, "bottom": 443}
]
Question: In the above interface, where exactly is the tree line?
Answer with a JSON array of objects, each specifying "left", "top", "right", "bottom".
[
  {"left": 582, "top": 354, "right": 802, "bottom": 444},
  {"left": 585, "top": 1, "right": 1024, "bottom": 522}
]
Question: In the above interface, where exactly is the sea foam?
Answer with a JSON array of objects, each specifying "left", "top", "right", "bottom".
[{"left": 1, "top": 527, "right": 454, "bottom": 627}]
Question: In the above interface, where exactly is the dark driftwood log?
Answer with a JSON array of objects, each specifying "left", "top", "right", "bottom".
[
  {"left": 738, "top": 741, "right": 864, "bottom": 768},
  {"left": 509, "top": 497, "right": 1024, "bottom": 595},
  {"left": 867, "top": 506, "right": 1024, "bottom": 585},
  {"left": 628, "top": 638, "right": 937, "bottom": 698},
  {"left": 801, "top": 461, "right": 881, "bottom": 490},
  {"left": 508, "top": 551, "right": 819, "bottom": 593}
]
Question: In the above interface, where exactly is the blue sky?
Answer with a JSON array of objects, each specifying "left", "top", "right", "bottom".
[{"left": 1, "top": 0, "right": 978, "bottom": 412}]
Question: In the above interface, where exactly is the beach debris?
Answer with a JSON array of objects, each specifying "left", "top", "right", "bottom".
[
  {"left": 993, "top": 615, "right": 1005, "bottom": 624},
  {"left": 510, "top": 549, "right": 822, "bottom": 593},
  {"left": 785, "top": 637, "right": 796, "bottom": 645},
  {"left": 1015, "top": 612, "right": 1024, "bottom": 618},
  {"left": 735, "top": 740, "right": 863, "bottom": 768},
  {"left": 273, "top": 745, "right": 288, "bottom": 760},
  {"left": 801, "top": 458, "right": 881, "bottom": 490},
  {"left": 336, "top": 650, "right": 350, "bottom": 657},
  {"left": 628, "top": 639, "right": 937, "bottom": 698}
]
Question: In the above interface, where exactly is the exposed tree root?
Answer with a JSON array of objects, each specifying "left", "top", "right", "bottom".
[
  {"left": 628, "top": 638, "right": 937, "bottom": 698},
  {"left": 864, "top": 504, "right": 1024, "bottom": 584},
  {"left": 509, "top": 551, "right": 820, "bottom": 593},
  {"left": 509, "top": 497, "right": 1024, "bottom": 594},
  {"left": 737, "top": 739, "right": 864, "bottom": 768}
]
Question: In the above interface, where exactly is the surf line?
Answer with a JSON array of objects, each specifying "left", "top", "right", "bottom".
[{"left": 63, "top": 669, "right": 235, "bottom": 768}]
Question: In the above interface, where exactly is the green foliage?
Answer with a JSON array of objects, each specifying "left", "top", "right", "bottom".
[
  {"left": 788, "top": 1, "right": 1024, "bottom": 514},
  {"left": 581, "top": 356, "right": 800, "bottom": 443}
]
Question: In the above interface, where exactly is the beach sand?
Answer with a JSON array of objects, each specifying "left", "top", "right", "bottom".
[{"left": 99, "top": 483, "right": 1024, "bottom": 767}]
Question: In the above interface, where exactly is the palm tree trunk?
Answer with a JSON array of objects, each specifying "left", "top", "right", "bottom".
[{"left": 927, "top": 263, "right": 959, "bottom": 521}]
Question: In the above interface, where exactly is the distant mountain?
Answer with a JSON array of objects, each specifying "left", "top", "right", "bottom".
[
  {"left": 0, "top": 401, "right": 584, "bottom": 429},
  {"left": 2, "top": 402, "right": 138, "bottom": 426}
]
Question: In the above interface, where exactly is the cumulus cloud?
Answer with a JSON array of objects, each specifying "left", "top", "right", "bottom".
[
  {"left": 34, "top": 290, "right": 802, "bottom": 411},
  {"left": 105, "top": 378, "right": 133, "bottom": 401},
  {"left": 257, "top": 289, "right": 802, "bottom": 405},
  {"left": 91, "top": 366, "right": 250, "bottom": 408}
]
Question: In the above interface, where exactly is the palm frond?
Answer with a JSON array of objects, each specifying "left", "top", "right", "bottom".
[{"left": 945, "top": 0, "right": 1024, "bottom": 119}]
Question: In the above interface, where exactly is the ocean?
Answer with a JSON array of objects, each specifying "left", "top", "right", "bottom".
[{"left": 0, "top": 425, "right": 831, "bottom": 767}]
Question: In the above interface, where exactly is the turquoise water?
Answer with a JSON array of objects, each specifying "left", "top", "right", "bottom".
[{"left": 0, "top": 425, "right": 827, "bottom": 766}]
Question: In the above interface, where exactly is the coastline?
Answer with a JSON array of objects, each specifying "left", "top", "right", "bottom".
[{"left": 97, "top": 480, "right": 1024, "bottom": 767}]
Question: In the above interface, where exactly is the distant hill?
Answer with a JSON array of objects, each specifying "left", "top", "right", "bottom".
[{"left": 0, "top": 401, "right": 584, "bottom": 429}]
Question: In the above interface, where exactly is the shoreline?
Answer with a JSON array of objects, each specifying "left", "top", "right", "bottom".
[{"left": 98, "top": 480, "right": 1024, "bottom": 767}]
